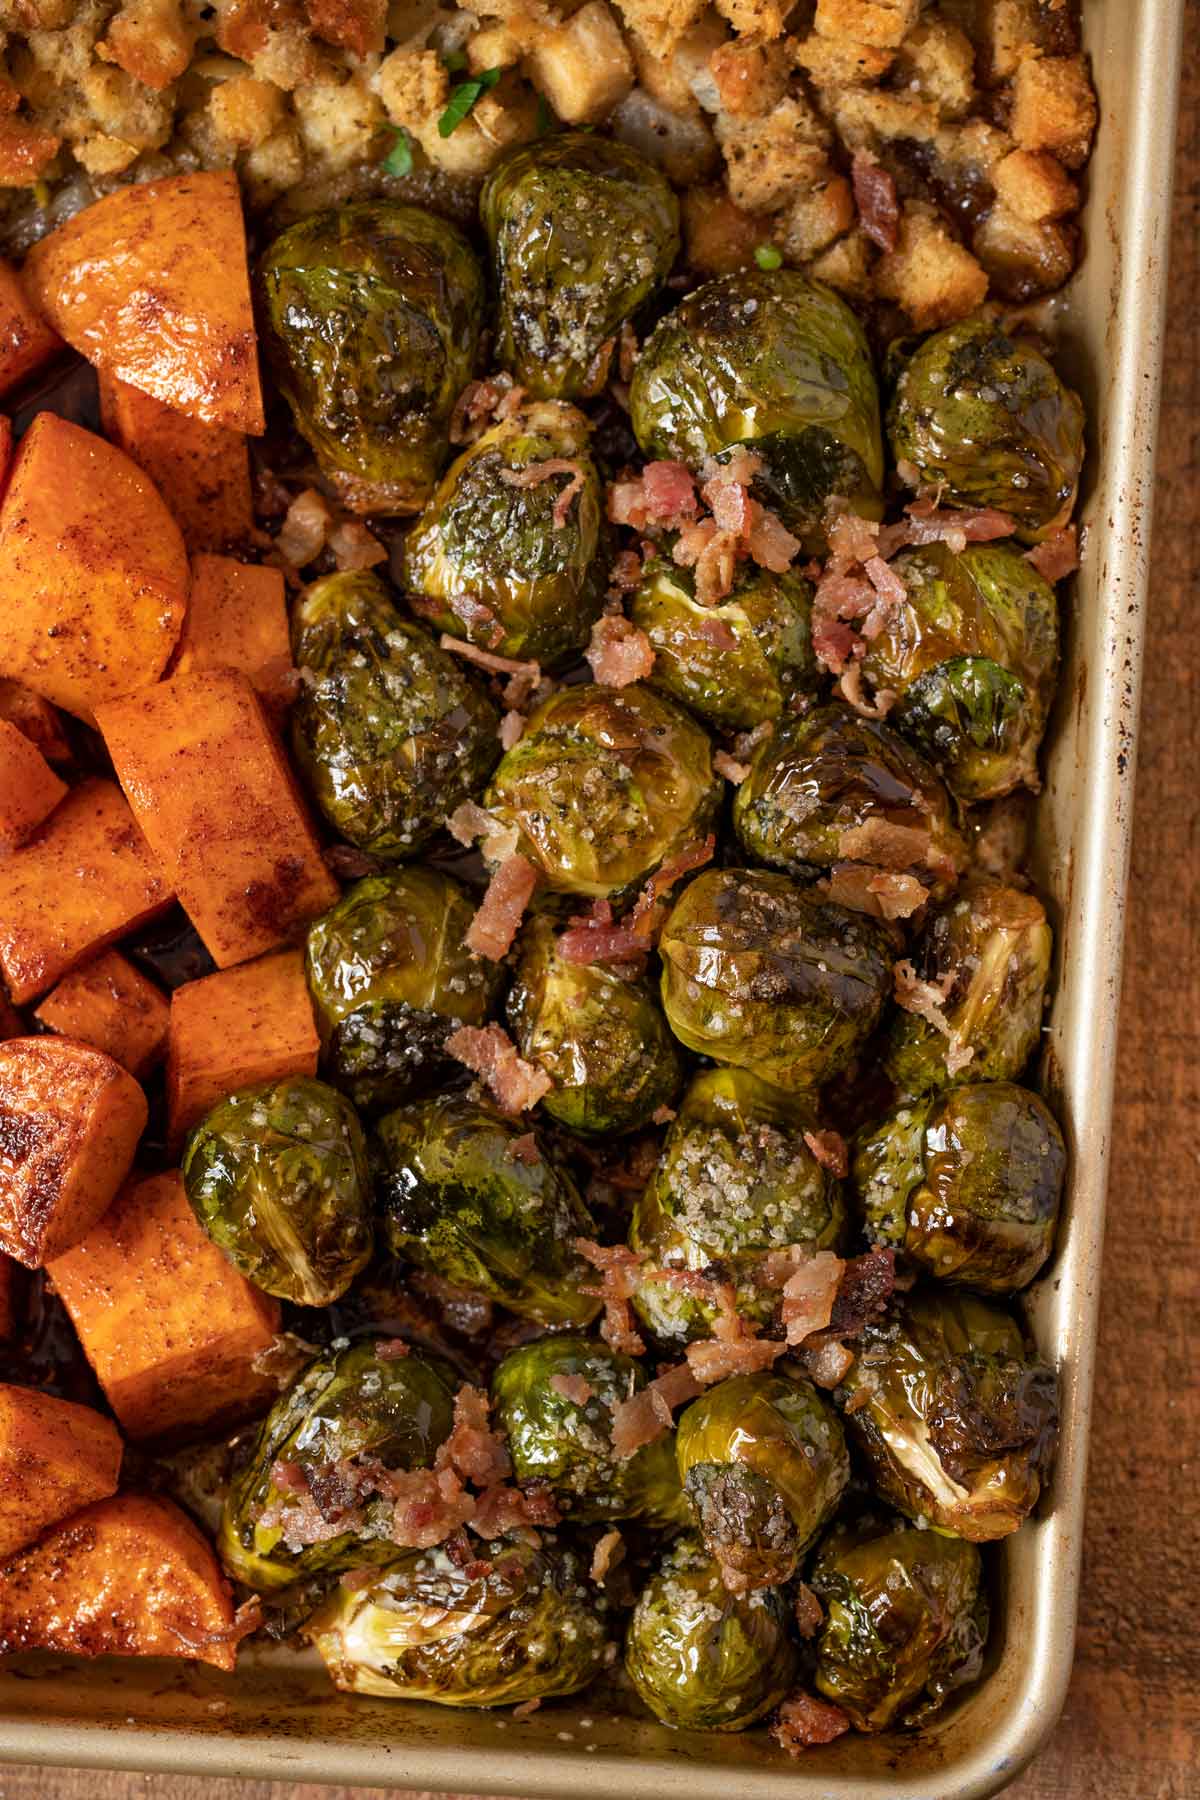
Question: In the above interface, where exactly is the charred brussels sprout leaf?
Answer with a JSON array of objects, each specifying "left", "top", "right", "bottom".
[
  {"left": 676, "top": 1372, "right": 848, "bottom": 1589},
  {"left": 183, "top": 1077, "right": 372, "bottom": 1307},
  {"left": 811, "top": 1518, "right": 987, "bottom": 1731},
  {"left": 218, "top": 1341, "right": 457, "bottom": 1590},
  {"left": 659, "top": 868, "right": 894, "bottom": 1090},
  {"left": 630, "top": 270, "right": 884, "bottom": 548},
  {"left": 486, "top": 683, "right": 720, "bottom": 899},
  {"left": 840, "top": 1288, "right": 1058, "bottom": 1539},
  {"left": 257, "top": 202, "right": 484, "bottom": 514},
  {"left": 308, "top": 1536, "right": 609, "bottom": 1703},
  {"left": 625, "top": 1533, "right": 799, "bottom": 1731},
  {"left": 629, "top": 1069, "right": 845, "bottom": 1345},
  {"left": 481, "top": 132, "right": 680, "bottom": 402},
  {"left": 372, "top": 1093, "right": 600, "bottom": 1326},
  {"left": 306, "top": 868, "right": 503, "bottom": 1112},
  {"left": 290, "top": 571, "right": 499, "bottom": 858},
  {"left": 491, "top": 1334, "right": 689, "bottom": 1526},
  {"left": 887, "top": 315, "right": 1085, "bottom": 541}
]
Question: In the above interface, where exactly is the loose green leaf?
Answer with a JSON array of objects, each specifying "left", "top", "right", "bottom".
[
  {"left": 382, "top": 129, "right": 413, "bottom": 178},
  {"left": 438, "top": 67, "right": 502, "bottom": 137}
]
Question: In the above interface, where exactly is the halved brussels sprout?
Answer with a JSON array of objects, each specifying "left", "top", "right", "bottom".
[
  {"left": 308, "top": 1536, "right": 609, "bottom": 1704},
  {"left": 219, "top": 1341, "right": 458, "bottom": 1591},
  {"left": 886, "top": 880, "right": 1052, "bottom": 1095},
  {"left": 625, "top": 1533, "right": 799, "bottom": 1731},
  {"left": 629, "top": 1069, "right": 845, "bottom": 1345},
  {"left": 630, "top": 555, "right": 818, "bottom": 732},
  {"left": 852, "top": 1082, "right": 1065, "bottom": 1293},
  {"left": 811, "top": 1518, "right": 987, "bottom": 1732},
  {"left": 290, "top": 571, "right": 499, "bottom": 858},
  {"left": 856, "top": 541, "right": 1059, "bottom": 801},
  {"left": 840, "top": 1288, "right": 1058, "bottom": 1539},
  {"left": 306, "top": 868, "right": 502, "bottom": 1113},
  {"left": 732, "top": 702, "right": 967, "bottom": 896},
  {"left": 887, "top": 315, "right": 1085, "bottom": 541},
  {"left": 182, "top": 1077, "right": 372, "bottom": 1307},
  {"left": 372, "top": 1094, "right": 600, "bottom": 1327},
  {"left": 675, "top": 1371, "right": 849, "bottom": 1589},
  {"left": 658, "top": 868, "right": 894, "bottom": 1090},
  {"left": 491, "top": 1335, "right": 689, "bottom": 1527},
  {"left": 485, "top": 683, "right": 720, "bottom": 900},
  {"left": 481, "top": 132, "right": 680, "bottom": 402},
  {"left": 630, "top": 270, "right": 884, "bottom": 548},
  {"left": 257, "top": 202, "right": 484, "bottom": 514}
]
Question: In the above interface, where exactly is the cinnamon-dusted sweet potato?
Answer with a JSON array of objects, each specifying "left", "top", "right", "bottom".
[
  {"left": 166, "top": 949, "right": 319, "bottom": 1151},
  {"left": 24, "top": 171, "right": 265, "bottom": 435},
  {"left": 0, "top": 411, "right": 10, "bottom": 485},
  {"left": 0, "top": 1493, "right": 241, "bottom": 1670},
  {"left": 0, "top": 779, "right": 173, "bottom": 1005},
  {"left": 99, "top": 373, "right": 254, "bottom": 554},
  {"left": 35, "top": 950, "right": 169, "bottom": 1079},
  {"left": 172, "top": 554, "right": 291, "bottom": 708},
  {"left": 0, "top": 718, "right": 66, "bottom": 851},
  {"left": 48, "top": 1170, "right": 281, "bottom": 1443},
  {"left": 0, "top": 1037, "right": 148, "bottom": 1266},
  {"left": 0, "top": 1383, "right": 122, "bottom": 1558},
  {"left": 0, "top": 413, "right": 189, "bottom": 720},
  {"left": 0, "top": 677, "right": 70, "bottom": 763},
  {"left": 0, "top": 260, "right": 60, "bottom": 398},
  {"left": 96, "top": 670, "right": 339, "bottom": 970}
]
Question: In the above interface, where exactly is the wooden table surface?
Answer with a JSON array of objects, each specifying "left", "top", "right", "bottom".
[{"left": 3, "top": 26, "right": 1198, "bottom": 1800}]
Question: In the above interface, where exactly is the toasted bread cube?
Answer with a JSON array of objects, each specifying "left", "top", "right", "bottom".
[
  {"left": 96, "top": 670, "right": 339, "bottom": 971},
  {"left": 172, "top": 555, "right": 291, "bottom": 709},
  {"left": 792, "top": 32, "right": 895, "bottom": 90},
  {"left": 0, "top": 779, "right": 172, "bottom": 1005},
  {"left": 993, "top": 147, "right": 1078, "bottom": 220},
  {"left": 612, "top": 0, "right": 707, "bottom": 59},
  {"left": 0, "top": 1493, "right": 239, "bottom": 1669},
  {"left": 708, "top": 37, "right": 789, "bottom": 116},
  {"left": 35, "top": 951, "right": 169, "bottom": 1079},
  {"left": 714, "top": 0, "right": 788, "bottom": 36},
  {"left": 0, "top": 1384, "right": 122, "bottom": 1558},
  {"left": 774, "top": 173, "right": 856, "bottom": 263},
  {"left": 0, "top": 260, "right": 60, "bottom": 399},
  {"left": 0, "top": 719, "right": 67, "bottom": 851},
  {"left": 166, "top": 949, "right": 318, "bottom": 1151},
  {"left": 0, "top": 678, "right": 71, "bottom": 764},
  {"left": 1010, "top": 53, "right": 1097, "bottom": 169},
  {"left": 895, "top": 16, "right": 976, "bottom": 118},
  {"left": 716, "top": 96, "right": 829, "bottom": 213},
  {"left": 813, "top": 0, "right": 917, "bottom": 49},
  {"left": 828, "top": 85, "right": 940, "bottom": 150},
  {"left": 875, "top": 200, "right": 989, "bottom": 329},
  {"left": 630, "top": 12, "right": 727, "bottom": 115},
  {"left": 683, "top": 186, "right": 771, "bottom": 275},
  {"left": 528, "top": 1, "right": 635, "bottom": 125},
  {"left": 98, "top": 372, "right": 254, "bottom": 555},
  {"left": 810, "top": 228, "right": 876, "bottom": 301},
  {"left": 973, "top": 203, "right": 1075, "bottom": 300}
]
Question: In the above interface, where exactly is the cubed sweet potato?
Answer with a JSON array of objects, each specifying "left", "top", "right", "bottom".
[
  {"left": 0, "top": 1493, "right": 240, "bottom": 1669},
  {"left": 0, "top": 1383, "right": 122, "bottom": 1558},
  {"left": 0, "top": 411, "right": 10, "bottom": 487},
  {"left": 0, "top": 1037, "right": 148, "bottom": 1267},
  {"left": 0, "top": 779, "right": 173, "bottom": 1005},
  {"left": 0, "top": 677, "right": 71, "bottom": 763},
  {"left": 0, "top": 259, "right": 60, "bottom": 399},
  {"left": 172, "top": 554, "right": 291, "bottom": 708},
  {"left": 0, "top": 718, "right": 66, "bottom": 851},
  {"left": 24, "top": 171, "right": 265, "bottom": 435},
  {"left": 98, "top": 372, "right": 254, "bottom": 554},
  {"left": 166, "top": 949, "right": 319, "bottom": 1151},
  {"left": 96, "top": 671, "right": 339, "bottom": 971},
  {"left": 0, "top": 413, "right": 189, "bottom": 721},
  {"left": 35, "top": 951, "right": 169, "bottom": 1079}
]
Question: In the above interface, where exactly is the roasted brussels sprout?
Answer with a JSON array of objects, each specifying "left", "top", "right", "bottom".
[
  {"left": 852, "top": 1082, "right": 1065, "bottom": 1293},
  {"left": 658, "top": 868, "right": 894, "bottom": 1090},
  {"left": 290, "top": 572, "right": 499, "bottom": 858},
  {"left": 732, "top": 703, "right": 967, "bottom": 896},
  {"left": 625, "top": 1533, "right": 799, "bottom": 1731},
  {"left": 372, "top": 1094, "right": 600, "bottom": 1327},
  {"left": 630, "top": 555, "right": 818, "bottom": 731},
  {"left": 257, "top": 202, "right": 484, "bottom": 514},
  {"left": 676, "top": 1372, "right": 849, "bottom": 1589},
  {"left": 840, "top": 1288, "right": 1058, "bottom": 1539},
  {"left": 219, "top": 1341, "right": 458, "bottom": 1590},
  {"left": 491, "top": 1335, "right": 689, "bottom": 1527},
  {"left": 182, "top": 1078, "right": 372, "bottom": 1307},
  {"left": 629, "top": 1069, "right": 845, "bottom": 1345},
  {"left": 887, "top": 315, "right": 1085, "bottom": 541},
  {"left": 481, "top": 133, "right": 680, "bottom": 402},
  {"left": 306, "top": 868, "right": 503, "bottom": 1113},
  {"left": 886, "top": 881, "right": 1052, "bottom": 1095},
  {"left": 485, "top": 683, "right": 720, "bottom": 900},
  {"left": 810, "top": 1518, "right": 987, "bottom": 1732},
  {"left": 308, "top": 1536, "right": 609, "bottom": 1703},
  {"left": 630, "top": 270, "right": 884, "bottom": 548}
]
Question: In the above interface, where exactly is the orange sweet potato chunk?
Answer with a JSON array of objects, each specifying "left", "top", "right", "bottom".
[
  {"left": 0, "top": 1493, "right": 240, "bottom": 1669},
  {"left": 99, "top": 372, "right": 254, "bottom": 554},
  {"left": 97, "top": 671, "right": 338, "bottom": 971},
  {"left": 0, "top": 676, "right": 71, "bottom": 763},
  {"left": 0, "top": 778, "right": 173, "bottom": 1005},
  {"left": 0, "top": 413, "right": 189, "bottom": 720},
  {"left": 24, "top": 171, "right": 265, "bottom": 435},
  {"left": 0, "top": 1383, "right": 122, "bottom": 1558},
  {"left": 166, "top": 949, "right": 319, "bottom": 1151},
  {"left": 0, "top": 411, "right": 10, "bottom": 486},
  {"left": 0, "top": 1036, "right": 148, "bottom": 1267},
  {"left": 172, "top": 554, "right": 291, "bottom": 707},
  {"left": 35, "top": 950, "right": 169, "bottom": 1079},
  {"left": 0, "top": 260, "right": 60, "bottom": 399},
  {"left": 0, "top": 717, "right": 66, "bottom": 851}
]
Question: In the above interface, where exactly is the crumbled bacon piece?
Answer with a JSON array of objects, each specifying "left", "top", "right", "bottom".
[
  {"left": 464, "top": 855, "right": 538, "bottom": 961},
  {"left": 439, "top": 634, "right": 541, "bottom": 680},
  {"left": 891, "top": 498, "right": 1017, "bottom": 554},
  {"left": 746, "top": 506, "right": 802, "bottom": 573},
  {"left": 558, "top": 899, "right": 648, "bottom": 969},
  {"left": 609, "top": 1383, "right": 672, "bottom": 1459},
  {"left": 586, "top": 614, "right": 655, "bottom": 687},
  {"left": 1025, "top": 524, "right": 1079, "bottom": 582},
  {"left": 500, "top": 457, "right": 586, "bottom": 530},
  {"left": 512, "top": 1698, "right": 541, "bottom": 1719},
  {"left": 822, "top": 1248, "right": 895, "bottom": 1340},
  {"left": 837, "top": 818, "right": 930, "bottom": 870},
  {"left": 821, "top": 862, "right": 927, "bottom": 921},
  {"left": 374, "top": 1337, "right": 410, "bottom": 1361},
  {"left": 801, "top": 1338, "right": 857, "bottom": 1388},
  {"left": 574, "top": 1238, "right": 646, "bottom": 1356},
  {"left": 794, "top": 1582, "right": 824, "bottom": 1639},
  {"left": 328, "top": 519, "right": 387, "bottom": 571},
  {"left": 714, "top": 750, "right": 751, "bottom": 785},
  {"left": 507, "top": 1132, "right": 540, "bottom": 1166},
  {"left": 650, "top": 1361, "right": 703, "bottom": 1410},
  {"left": 499, "top": 709, "right": 525, "bottom": 750},
  {"left": 439, "top": 1384, "right": 512, "bottom": 1488},
  {"left": 550, "top": 1372, "right": 595, "bottom": 1407},
  {"left": 388, "top": 1467, "right": 476, "bottom": 1548},
  {"left": 276, "top": 487, "right": 331, "bottom": 567},
  {"left": 852, "top": 152, "right": 900, "bottom": 252},
  {"left": 627, "top": 835, "right": 716, "bottom": 939},
  {"left": 695, "top": 614, "right": 738, "bottom": 652},
  {"left": 450, "top": 373, "right": 517, "bottom": 445},
  {"left": 684, "top": 1279, "right": 785, "bottom": 1384},
  {"left": 590, "top": 1527, "right": 624, "bottom": 1585},
  {"left": 651, "top": 1104, "right": 676, "bottom": 1125},
  {"left": 445, "top": 1022, "right": 551, "bottom": 1114},
  {"left": 803, "top": 1129, "right": 849, "bottom": 1179},
  {"left": 608, "top": 461, "right": 698, "bottom": 531},
  {"left": 780, "top": 1251, "right": 845, "bottom": 1346},
  {"left": 772, "top": 1692, "right": 851, "bottom": 1753},
  {"left": 837, "top": 661, "right": 897, "bottom": 720}
]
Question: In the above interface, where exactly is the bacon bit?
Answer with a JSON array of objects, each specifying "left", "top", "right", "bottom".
[
  {"left": 821, "top": 862, "right": 927, "bottom": 921},
  {"left": 277, "top": 487, "right": 331, "bottom": 567},
  {"left": 439, "top": 634, "right": 541, "bottom": 680},
  {"left": 823, "top": 1248, "right": 895, "bottom": 1341},
  {"left": 507, "top": 1131, "right": 540, "bottom": 1166},
  {"left": 896, "top": 497, "right": 1017, "bottom": 553},
  {"left": 324, "top": 842, "right": 382, "bottom": 880},
  {"left": 803, "top": 1129, "right": 849, "bottom": 1178},
  {"left": 251, "top": 1333, "right": 320, "bottom": 1390},
  {"left": 512, "top": 1698, "right": 541, "bottom": 1719},
  {"left": 714, "top": 750, "right": 751, "bottom": 785},
  {"left": 591, "top": 1527, "right": 624, "bottom": 1585},
  {"left": 574, "top": 1238, "right": 646, "bottom": 1357},
  {"left": 893, "top": 958, "right": 975, "bottom": 1072},
  {"left": 387, "top": 1467, "right": 476, "bottom": 1548},
  {"left": 780, "top": 1251, "right": 845, "bottom": 1345},
  {"left": 794, "top": 1582, "right": 824, "bottom": 1639},
  {"left": 651, "top": 1104, "right": 677, "bottom": 1125},
  {"left": 801, "top": 1339, "right": 857, "bottom": 1388},
  {"left": 500, "top": 457, "right": 586, "bottom": 530},
  {"left": 427, "top": 592, "right": 505, "bottom": 649},
  {"left": 550, "top": 1372, "right": 594, "bottom": 1407},
  {"left": 683, "top": 1279, "right": 785, "bottom": 1385},
  {"left": 374, "top": 1337, "right": 410, "bottom": 1361},
  {"left": 328, "top": 519, "right": 387, "bottom": 571},
  {"left": 772, "top": 1692, "right": 851, "bottom": 1754},
  {"left": 837, "top": 661, "right": 897, "bottom": 720},
  {"left": 844, "top": 1385, "right": 873, "bottom": 1415},
  {"left": 608, "top": 548, "right": 644, "bottom": 594},
  {"left": 441, "top": 1384, "right": 512, "bottom": 1488},
  {"left": 608, "top": 461, "right": 698, "bottom": 531},
  {"left": 499, "top": 709, "right": 525, "bottom": 750},
  {"left": 270, "top": 1458, "right": 309, "bottom": 1495},
  {"left": 748, "top": 507, "right": 802, "bottom": 573},
  {"left": 627, "top": 835, "right": 716, "bottom": 940},
  {"left": 446, "top": 1022, "right": 550, "bottom": 1114},
  {"left": 837, "top": 818, "right": 930, "bottom": 871},
  {"left": 852, "top": 151, "right": 900, "bottom": 252},
  {"left": 558, "top": 900, "right": 648, "bottom": 970},
  {"left": 1025, "top": 524, "right": 1079, "bottom": 582},
  {"left": 693, "top": 614, "right": 737, "bottom": 653},
  {"left": 863, "top": 554, "right": 908, "bottom": 610},
  {"left": 464, "top": 855, "right": 538, "bottom": 961},
  {"left": 650, "top": 1361, "right": 703, "bottom": 1410},
  {"left": 586, "top": 614, "right": 655, "bottom": 688},
  {"left": 609, "top": 1384, "right": 672, "bottom": 1459},
  {"left": 826, "top": 502, "right": 880, "bottom": 564},
  {"left": 693, "top": 527, "right": 740, "bottom": 604},
  {"left": 450, "top": 373, "right": 517, "bottom": 445},
  {"left": 339, "top": 1564, "right": 380, "bottom": 1592}
]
